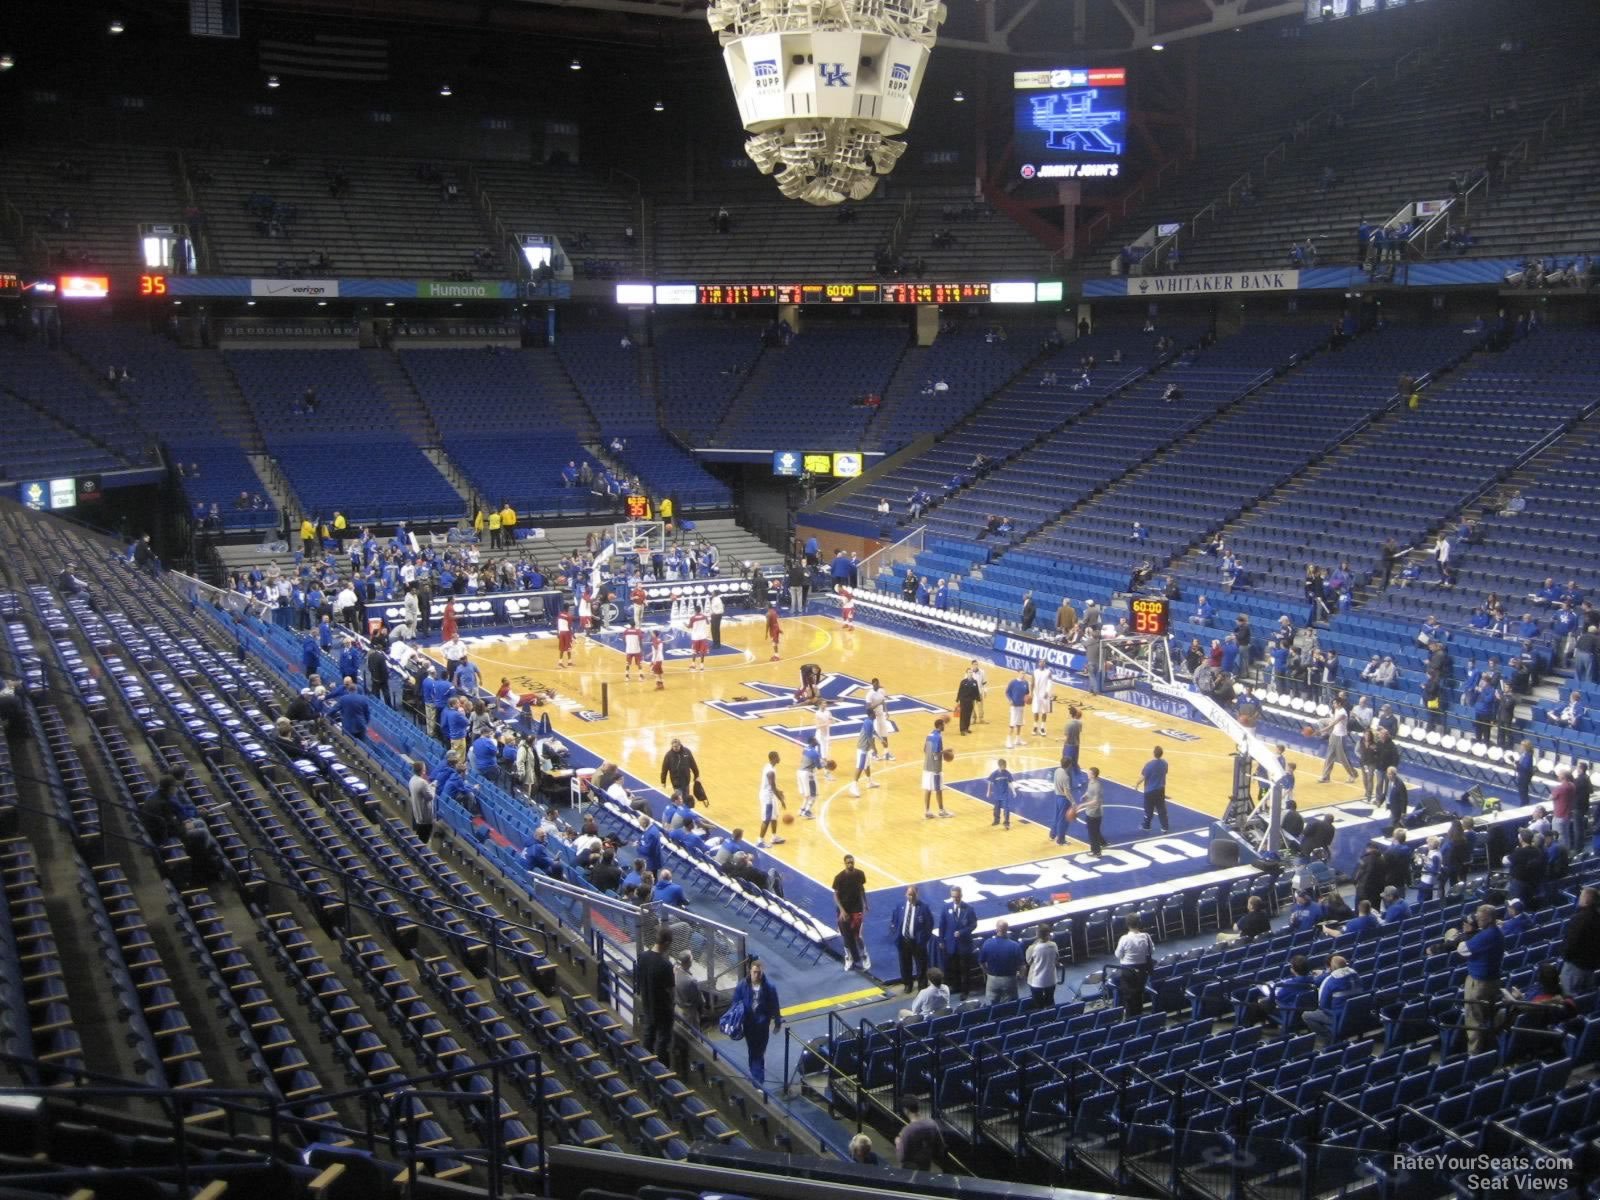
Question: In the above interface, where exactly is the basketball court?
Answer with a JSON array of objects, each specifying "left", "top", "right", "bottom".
[{"left": 432, "top": 610, "right": 1366, "bottom": 956}]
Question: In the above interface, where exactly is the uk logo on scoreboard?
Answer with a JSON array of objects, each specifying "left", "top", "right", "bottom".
[
  {"left": 819, "top": 62, "right": 853, "bottom": 87},
  {"left": 1029, "top": 89, "right": 1124, "bottom": 155}
]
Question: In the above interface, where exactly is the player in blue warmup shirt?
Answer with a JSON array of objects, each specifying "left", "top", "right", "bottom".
[
  {"left": 1004, "top": 671, "right": 1030, "bottom": 749},
  {"left": 987, "top": 759, "right": 1015, "bottom": 829},
  {"left": 1140, "top": 745, "right": 1170, "bottom": 833}
]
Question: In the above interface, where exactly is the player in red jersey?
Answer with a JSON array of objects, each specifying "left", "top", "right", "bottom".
[
  {"left": 555, "top": 606, "right": 574, "bottom": 667},
  {"left": 766, "top": 603, "right": 782, "bottom": 662},
  {"left": 621, "top": 623, "right": 644, "bottom": 680},
  {"left": 688, "top": 604, "right": 710, "bottom": 671},
  {"left": 838, "top": 585, "right": 855, "bottom": 630},
  {"left": 650, "top": 630, "right": 665, "bottom": 689}
]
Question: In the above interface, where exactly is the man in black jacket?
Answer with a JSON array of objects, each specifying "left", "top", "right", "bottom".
[
  {"left": 1561, "top": 886, "right": 1600, "bottom": 995},
  {"left": 660, "top": 738, "right": 701, "bottom": 802},
  {"left": 1507, "top": 830, "right": 1546, "bottom": 908},
  {"left": 633, "top": 930, "right": 678, "bottom": 1062},
  {"left": 956, "top": 670, "right": 981, "bottom": 735}
]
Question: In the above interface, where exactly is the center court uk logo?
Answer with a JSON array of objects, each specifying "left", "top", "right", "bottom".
[{"left": 705, "top": 673, "right": 944, "bottom": 746}]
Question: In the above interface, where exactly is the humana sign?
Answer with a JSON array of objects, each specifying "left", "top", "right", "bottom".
[{"left": 419, "top": 280, "right": 497, "bottom": 299}]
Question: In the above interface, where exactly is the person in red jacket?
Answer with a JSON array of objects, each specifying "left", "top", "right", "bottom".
[
  {"left": 1552, "top": 768, "right": 1579, "bottom": 855},
  {"left": 441, "top": 598, "right": 459, "bottom": 644}
]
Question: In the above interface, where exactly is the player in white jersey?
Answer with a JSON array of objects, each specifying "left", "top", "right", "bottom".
[
  {"left": 970, "top": 660, "right": 989, "bottom": 724},
  {"left": 1031, "top": 662, "right": 1055, "bottom": 736},
  {"left": 687, "top": 605, "right": 710, "bottom": 671},
  {"left": 814, "top": 700, "right": 836, "bottom": 779},
  {"left": 649, "top": 630, "right": 665, "bottom": 690},
  {"left": 577, "top": 589, "right": 593, "bottom": 633},
  {"left": 555, "top": 607, "right": 574, "bottom": 667},
  {"left": 756, "top": 750, "right": 786, "bottom": 847},
  {"left": 838, "top": 585, "right": 855, "bottom": 630},
  {"left": 863, "top": 677, "right": 893, "bottom": 759},
  {"left": 621, "top": 624, "right": 643, "bottom": 680}
]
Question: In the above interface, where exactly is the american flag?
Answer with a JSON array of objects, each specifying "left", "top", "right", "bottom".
[{"left": 259, "top": 31, "right": 390, "bottom": 81}]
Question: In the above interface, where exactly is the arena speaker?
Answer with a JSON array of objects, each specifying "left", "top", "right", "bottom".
[
  {"left": 1208, "top": 837, "right": 1241, "bottom": 868},
  {"left": 706, "top": 0, "right": 946, "bottom": 205}
]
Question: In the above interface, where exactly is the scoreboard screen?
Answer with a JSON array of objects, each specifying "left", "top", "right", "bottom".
[
  {"left": 698, "top": 284, "right": 778, "bottom": 304},
  {"left": 1014, "top": 66, "right": 1127, "bottom": 182},
  {"left": 1129, "top": 596, "right": 1170, "bottom": 638}
]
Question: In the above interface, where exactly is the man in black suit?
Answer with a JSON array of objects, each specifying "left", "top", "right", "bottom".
[
  {"left": 633, "top": 929, "right": 677, "bottom": 1062},
  {"left": 1383, "top": 765, "right": 1409, "bottom": 829},
  {"left": 889, "top": 884, "right": 934, "bottom": 994}
]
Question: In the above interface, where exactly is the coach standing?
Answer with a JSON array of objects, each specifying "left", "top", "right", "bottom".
[
  {"left": 939, "top": 887, "right": 978, "bottom": 998},
  {"left": 1140, "top": 746, "right": 1170, "bottom": 834},
  {"left": 659, "top": 737, "right": 702, "bottom": 804},
  {"left": 889, "top": 885, "right": 933, "bottom": 994}
]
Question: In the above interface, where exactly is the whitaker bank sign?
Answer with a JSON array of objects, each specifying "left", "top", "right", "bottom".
[{"left": 1130, "top": 270, "right": 1299, "bottom": 295}]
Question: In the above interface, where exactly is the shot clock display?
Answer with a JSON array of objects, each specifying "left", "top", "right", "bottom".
[
  {"left": 139, "top": 274, "right": 169, "bottom": 297},
  {"left": 1129, "top": 596, "right": 1170, "bottom": 638}
]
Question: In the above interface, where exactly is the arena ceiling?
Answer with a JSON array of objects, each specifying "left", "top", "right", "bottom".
[{"left": 221, "top": 0, "right": 1306, "bottom": 55}]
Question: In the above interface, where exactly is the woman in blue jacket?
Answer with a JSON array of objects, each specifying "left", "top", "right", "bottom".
[{"left": 731, "top": 959, "right": 782, "bottom": 1086}]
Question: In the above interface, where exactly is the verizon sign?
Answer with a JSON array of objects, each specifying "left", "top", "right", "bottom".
[{"left": 249, "top": 278, "right": 340, "bottom": 298}]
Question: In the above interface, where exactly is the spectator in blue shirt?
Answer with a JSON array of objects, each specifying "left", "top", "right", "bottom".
[
  {"left": 1287, "top": 890, "right": 1324, "bottom": 934},
  {"left": 1380, "top": 886, "right": 1411, "bottom": 923},
  {"left": 653, "top": 868, "right": 688, "bottom": 908},
  {"left": 1516, "top": 613, "right": 1540, "bottom": 640},
  {"left": 1193, "top": 595, "right": 1213, "bottom": 626},
  {"left": 1140, "top": 746, "right": 1170, "bottom": 833},
  {"left": 1302, "top": 955, "right": 1362, "bottom": 1040},
  {"left": 333, "top": 679, "right": 370, "bottom": 740},
  {"left": 1325, "top": 899, "right": 1382, "bottom": 939},
  {"left": 1500, "top": 896, "right": 1534, "bottom": 938},
  {"left": 1244, "top": 954, "right": 1316, "bottom": 1025},
  {"left": 470, "top": 731, "right": 499, "bottom": 779},
  {"left": 977, "top": 921, "right": 1025, "bottom": 1004},
  {"left": 1459, "top": 903, "right": 1505, "bottom": 1053},
  {"left": 441, "top": 699, "right": 471, "bottom": 755}
]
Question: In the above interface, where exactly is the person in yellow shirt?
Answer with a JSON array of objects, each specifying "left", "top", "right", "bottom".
[
  {"left": 487, "top": 507, "right": 502, "bottom": 550},
  {"left": 332, "top": 511, "right": 347, "bottom": 536},
  {"left": 473, "top": 507, "right": 485, "bottom": 539},
  {"left": 299, "top": 516, "right": 315, "bottom": 554},
  {"left": 660, "top": 496, "right": 674, "bottom": 532},
  {"left": 499, "top": 503, "right": 517, "bottom": 549}
]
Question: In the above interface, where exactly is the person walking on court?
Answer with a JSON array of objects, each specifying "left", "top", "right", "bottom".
[
  {"left": 863, "top": 677, "right": 894, "bottom": 760},
  {"left": 1113, "top": 913, "right": 1154, "bottom": 1016},
  {"left": 730, "top": 959, "right": 782, "bottom": 1086},
  {"left": 1060, "top": 705, "right": 1084, "bottom": 779},
  {"left": 1049, "top": 759, "right": 1075, "bottom": 845},
  {"left": 1140, "top": 746, "right": 1170, "bottom": 833},
  {"left": 1004, "top": 669, "right": 1030, "bottom": 749},
  {"left": 833, "top": 853, "right": 870, "bottom": 971},
  {"left": 813, "top": 701, "right": 835, "bottom": 777},
  {"left": 988, "top": 758, "right": 1015, "bottom": 829},
  {"left": 956, "top": 668, "right": 980, "bottom": 735},
  {"left": 709, "top": 592, "right": 724, "bottom": 647},
  {"left": 1080, "top": 766, "right": 1105, "bottom": 855},
  {"left": 634, "top": 929, "right": 677, "bottom": 1063},
  {"left": 1031, "top": 661, "right": 1054, "bottom": 737},
  {"left": 1317, "top": 698, "right": 1359, "bottom": 784},
  {"left": 766, "top": 602, "right": 783, "bottom": 662},
  {"left": 688, "top": 604, "right": 710, "bottom": 671},
  {"left": 922, "top": 719, "right": 950, "bottom": 818},
  {"left": 849, "top": 719, "right": 878, "bottom": 797},
  {"left": 756, "top": 750, "right": 787, "bottom": 847}
]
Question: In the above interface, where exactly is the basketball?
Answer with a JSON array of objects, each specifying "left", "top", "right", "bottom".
[
  {"left": 781, "top": 813, "right": 795, "bottom": 824},
  {"left": 942, "top": 748, "right": 955, "bottom": 762},
  {"left": 1301, "top": 724, "right": 1318, "bottom": 738},
  {"left": 824, "top": 759, "right": 837, "bottom": 771}
]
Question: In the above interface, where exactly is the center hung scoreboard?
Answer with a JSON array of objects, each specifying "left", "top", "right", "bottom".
[{"left": 615, "top": 281, "right": 1064, "bottom": 306}]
